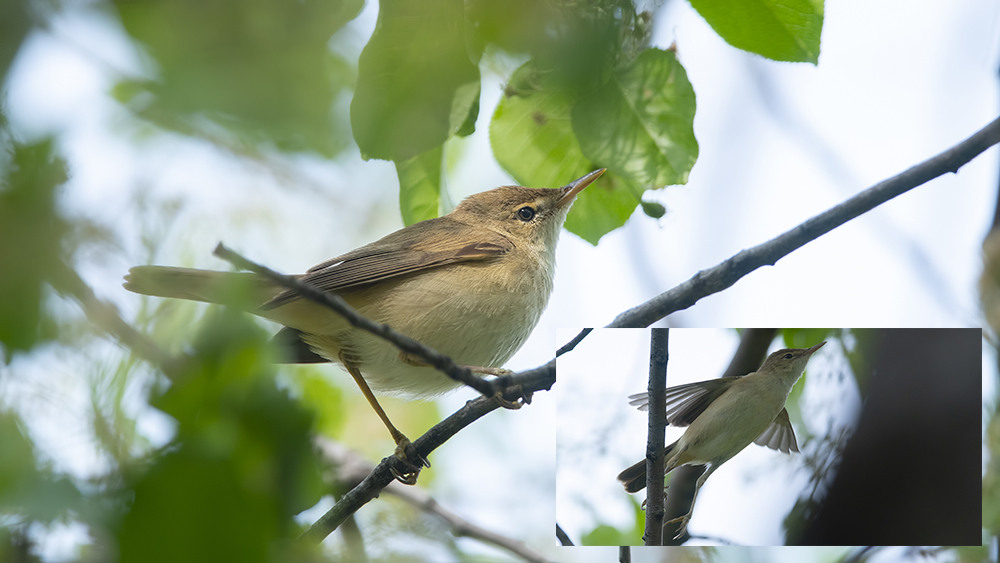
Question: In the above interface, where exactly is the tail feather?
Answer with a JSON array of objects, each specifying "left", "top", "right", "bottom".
[
  {"left": 123, "top": 266, "right": 281, "bottom": 307},
  {"left": 617, "top": 441, "right": 677, "bottom": 493}
]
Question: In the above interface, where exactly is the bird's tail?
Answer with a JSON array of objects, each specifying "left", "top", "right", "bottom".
[
  {"left": 123, "top": 266, "right": 281, "bottom": 308},
  {"left": 617, "top": 440, "right": 677, "bottom": 493}
]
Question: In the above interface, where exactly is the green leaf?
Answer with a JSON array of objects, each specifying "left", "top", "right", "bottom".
[
  {"left": 581, "top": 523, "right": 644, "bottom": 546},
  {"left": 564, "top": 175, "right": 640, "bottom": 245},
  {"left": 351, "top": 0, "right": 480, "bottom": 161},
  {"left": 490, "top": 65, "right": 591, "bottom": 188},
  {"left": 689, "top": 0, "right": 824, "bottom": 64},
  {"left": 395, "top": 146, "right": 443, "bottom": 226},
  {"left": 112, "top": 0, "right": 363, "bottom": 156},
  {"left": 0, "top": 412, "right": 83, "bottom": 522},
  {"left": 491, "top": 62, "right": 640, "bottom": 245},
  {"left": 641, "top": 200, "right": 666, "bottom": 218},
  {"left": 572, "top": 48, "right": 698, "bottom": 188},
  {"left": 0, "top": 139, "right": 70, "bottom": 355},
  {"left": 291, "top": 369, "right": 346, "bottom": 438},
  {"left": 122, "top": 310, "right": 325, "bottom": 560}
]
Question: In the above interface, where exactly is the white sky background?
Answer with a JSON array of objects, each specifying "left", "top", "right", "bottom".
[{"left": 0, "top": 0, "right": 997, "bottom": 559}]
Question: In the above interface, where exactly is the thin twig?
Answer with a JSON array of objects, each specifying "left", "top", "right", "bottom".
[
  {"left": 644, "top": 328, "right": 669, "bottom": 546},
  {"left": 611, "top": 116, "right": 1000, "bottom": 328},
  {"left": 300, "top": 361, "right": 555, "bottom": 545},
  {"left": 557, "top": 328, "right": 593, "bottom": 356},
  {"left": 211, "top": 243, "right": 496, "bottom": 397}
]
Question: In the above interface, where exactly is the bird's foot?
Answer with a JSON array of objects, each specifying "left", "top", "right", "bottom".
[
  {"left": 664, "top": 513, "right": 691, "bottom": 541},
  {"left": 493, "top": 384, "right": 533, "bottom": 410},
  {"left": 390, "top": 436, "right": 431, "bottom": 485}
]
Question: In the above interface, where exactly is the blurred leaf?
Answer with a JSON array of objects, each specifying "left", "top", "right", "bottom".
[
  {"left": 580, "top": 495, "right": 644, "bottom": 546},
  {"left": 351, "top": 0, "right": 480, "bottom": 161},
  {"left": 780, "top": 328, "right": 838, "bottom": 428},
  {"left": 395, "top": 146, "right": 443, "bottom": 226},
  {"left": 581, "top": 524, "right": 641, "bottom": 546},
  {"left": 572, "top": 48, "right": 698, "bottom": 188},
  {"left": 291, "top": 369, "right": 346, "bottom": 439},
  {"left": 119, "top": 450, "right": 279, "bottom": 563},
  {"left": 0, "top": 412, "right": 83, "bottom": 523},
  {"left": 465, "top": 0, "right": 556, "bottom": 54},
  {"left": 689, "top": 0, "right": 824, "bottom": 64},
  {"left": 120, "top": 310, "right": 325, "bottom": 560},
  {"left": 469, "top": 0, "right": 650, "bottom": 88},
  {"left": 781, "top": 328, "right": 837, "bottom": 350},
  {"left": 491, "top": 62, "right": 638, "bottom": 245},
  {"left": 113, "top": 0, "right": 363, "bottom": 156},
  {"left": 0, "top": 0, "right": 30, "bottom": 85},
  {"left": 0, "top": 138, "right": 70, "bottom": 354}
]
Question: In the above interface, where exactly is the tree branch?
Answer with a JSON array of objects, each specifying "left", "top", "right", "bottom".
[
  {"left": 212, "top": 243, "right": 496, "bottom": 397},
  {"left": 644, "top": 328, "right": 668, "bottom": 546},
  {"left": 299, "top": 361, "right": 555, "bottom": 545},
  {"left": 315, "top": 438, "right": 552, "bottom": 563},
  {"left": 611, "top": 116, "right": 1000, "bottom": 328}
]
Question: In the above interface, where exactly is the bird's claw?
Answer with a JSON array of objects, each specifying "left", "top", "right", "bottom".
[
  {"left": 664, "top": 514, "right": 690, "bottom": 541},
  {"left": 493, "top": 384, "right": 533, "bottom": 410},
  {"left": 390, "top": 437, "right": 430, "bottom": 485}
]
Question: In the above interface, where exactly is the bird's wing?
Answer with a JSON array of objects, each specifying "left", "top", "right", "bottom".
[
  {"left": 627, "top": 377, "right": 740, "bottom": 427},
  {"left": 753, "top": 408, "right": 799, "bottom": 454},
  {"left": 261, "top": 217, "right": 512, "bottom": 309}
]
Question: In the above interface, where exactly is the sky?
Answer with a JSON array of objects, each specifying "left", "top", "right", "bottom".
[{"left": 1, "top": 0, "right": 998, "bottom": 559}]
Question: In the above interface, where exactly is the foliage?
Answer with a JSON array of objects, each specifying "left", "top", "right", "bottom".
[
  {"left": 0, "top": 136, "right": 70, "bottom": 355},
  {"left": 0, "top": 0, "right": 831, "bottom": 558},
  {"left": 116, "top": 311, "right": 326, "bottom": 562},
  {"left": 103, "top": 0, "right": 824, "bottom": 244}
]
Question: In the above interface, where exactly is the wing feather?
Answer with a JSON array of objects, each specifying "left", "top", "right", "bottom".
[{"left": 261, "top": 217, "right": 512, "bottom": 310}]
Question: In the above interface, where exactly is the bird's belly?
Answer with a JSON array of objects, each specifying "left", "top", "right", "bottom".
[
  {"left": 678, "top": 386, "right": 786, "bottom": 465},
  {"left": 302, "top": 263, "right": 551, "bottom": 398}
]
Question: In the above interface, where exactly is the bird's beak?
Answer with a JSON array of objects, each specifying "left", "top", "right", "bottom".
[
  {"left": 806, "top": 341, "right": 827, "bottom": 354},
  {"left": 558, "top": 168, "right": 606, "bottom": 207}
]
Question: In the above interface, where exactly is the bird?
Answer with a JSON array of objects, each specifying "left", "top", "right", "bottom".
[
  {"left": 618, "top": 341, "right": 825, "bottom": 539},
  {"left": 124, "top": 169, "right": 605, "bottom": 483}
]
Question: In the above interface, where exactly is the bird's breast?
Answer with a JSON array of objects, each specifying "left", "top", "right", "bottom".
[{"left": 312, "top": 255, "right": 555, "bottom": 398}]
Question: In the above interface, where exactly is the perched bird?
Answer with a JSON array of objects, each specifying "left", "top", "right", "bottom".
[
  {"left": 125, "top": 169, "right": 605, "bottom": 482},
  {"left": 618, "top": 342, "right": 825, "bottom": 538}
]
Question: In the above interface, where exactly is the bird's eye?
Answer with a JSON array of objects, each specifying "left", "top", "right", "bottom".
[
  {"left": 516, "top": 206, "right": 536, "bottom": 221},
  {"left": 783, "top": 353, "right": 794, "bottom": 359}
]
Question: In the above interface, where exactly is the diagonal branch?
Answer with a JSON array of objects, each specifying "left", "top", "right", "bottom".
[
  {"left": 299, "top": 360, "right": 556, "bottom": 545},
  {"left": 315, "top": 438, "right": 553, "bottom": 563},
  {"left": 212, "top": 243, "right": 496, "bottom": 397},
  {"left": 611, "top": 116, "right": 1000, "bottom": 328}
]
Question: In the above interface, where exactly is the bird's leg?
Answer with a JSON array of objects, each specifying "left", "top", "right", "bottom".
[
  {"left": 341, "top": 352, "right": 429, "bottom": 485},
  {"left": 665, "top": 464, "right": 719, "bottom": 540},
  {"left": 398, "top": 352, "right": 529, "bottom": 409}
]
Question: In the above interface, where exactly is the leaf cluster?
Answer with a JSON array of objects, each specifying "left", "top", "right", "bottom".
[{"left": 102, "top": 0, "right": 823, "bottom": 244}]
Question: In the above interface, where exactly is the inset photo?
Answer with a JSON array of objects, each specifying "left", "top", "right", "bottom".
[{"left": 555, "top": 328, "right": 980, "bottom": 547}]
